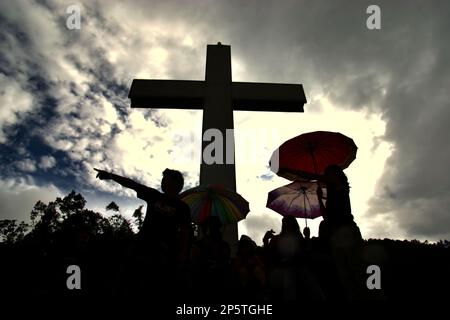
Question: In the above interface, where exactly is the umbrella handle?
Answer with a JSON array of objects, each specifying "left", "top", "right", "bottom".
[
  {"left": 308, "top": 147, "right": 319, "bottom": 175},
  {"left": 303, "top": 194, "right": 308, "bottom": 229}
]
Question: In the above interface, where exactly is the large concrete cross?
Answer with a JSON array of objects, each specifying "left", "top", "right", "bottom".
[{"left": 128, "top": 43, "right": 306, "bottom": 252}]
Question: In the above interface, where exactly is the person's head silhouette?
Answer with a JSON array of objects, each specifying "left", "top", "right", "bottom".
[
  {"left": 303, "top": 226, "right": 310, "bottom": 239},
  {"left": 200, "top": 216, "right": 222, "bottom": 237},
  {"left": 238, "top": 235, "right": 257, "bottom": 257},
  {"left": 281, "top": 215, "right": 302, "bottom": 238},
  {"left": 161, "top": 168, "right": 184, "bottom": 196},
  {"left": 324, "top": 164, "right": 349, "bottom": 190}
]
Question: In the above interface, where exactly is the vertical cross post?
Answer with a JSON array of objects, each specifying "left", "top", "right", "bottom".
[{"left": 201, "top": 44, "right": 238, "bottom": 252}]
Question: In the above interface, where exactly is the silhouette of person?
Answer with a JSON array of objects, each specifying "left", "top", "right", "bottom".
[
  {"left": 232, "top": 235, "right": 266, "bottom": 301},
  {"left": 94, "top": 168, "right": 191, "bottom": 296},
  {"left": 264, "top": 216, "right": 304, "bottom": 265},
  {"left": 316, "top": 164, "right": 366, "bottom": 299},
  {"left": 263, "top": 216, "right": 324, "bottom": 300},
  {"left": 316, "top": 165, "right": 362, "bottom": 245},
  {"left": 302, "top": 226, "right": 313, "bottom": 256},
  {"left": 303, "top": 226, "right": 311, "bottom": 241},
  {"left": 191, "top": 216, "right": 230, "bottom": 301},
  {"left": 317, "top": 165, "right": 357, "bottom": 230}
]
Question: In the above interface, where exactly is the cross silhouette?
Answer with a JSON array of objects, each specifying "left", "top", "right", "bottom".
[{"left": 128, "top": 43, "right": 306, "bottom": 251}]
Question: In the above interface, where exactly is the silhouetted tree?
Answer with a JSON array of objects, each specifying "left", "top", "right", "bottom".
[
  {"left": 106, "top": 201, "right": 120, "bottom": 212},
  {"left": 132, "top": 205, "right": 144, "bottom": 230},
  {"left": 28, "top": 191, "right": 90, "bottom": 239},
  {"left": 107, "top": 214, "right": 134, "bottom": 238},
  {"left": 25, "top": 190, "right": 136, "bottom": 246},
  {"left": 0, "top": 219, "right": 29, "bottom": 244}
]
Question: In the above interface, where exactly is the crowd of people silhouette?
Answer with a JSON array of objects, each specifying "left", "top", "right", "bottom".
[
  {"left": 92, "top": 165, "right": 377, "bottom": 301},
  {"left": 2, "top": 167, "right": 450, "bottom": 301}
]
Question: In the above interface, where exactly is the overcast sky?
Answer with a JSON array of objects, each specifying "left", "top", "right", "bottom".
[{"left": 1, "top": 0, "right": 449, "bottom": 244}]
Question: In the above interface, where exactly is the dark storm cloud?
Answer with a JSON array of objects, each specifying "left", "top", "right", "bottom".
[{"left": 154, "top": 0, "right": 450, "bottom": 239}]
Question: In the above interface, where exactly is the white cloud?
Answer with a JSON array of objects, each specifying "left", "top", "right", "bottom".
[
  {"left": 1, "top": 0, "right": 210, "bottom": 197},
  {"left": 38, "top": 156, "right": 57, "bottom": 170},
  {"left": 0, "top": 73, "right": 33, "bottom": 143},
  {"left": 0, "top": 177, "right": 62, "bottom": 222},
  {"left": 16, "top": 159, "right": 37, "bottom": 172}
]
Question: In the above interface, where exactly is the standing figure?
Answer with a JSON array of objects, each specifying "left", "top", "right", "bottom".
[
  {"left": 317, "top": 164, "right": 366, "bottom": 299},
  {"left": 95, "top": 168, "right": 191, "bottom": 296}
]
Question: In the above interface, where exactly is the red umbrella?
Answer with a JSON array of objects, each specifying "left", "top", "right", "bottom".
[{"left": 269, "top": 131, "right": 357, "bottom": 181}]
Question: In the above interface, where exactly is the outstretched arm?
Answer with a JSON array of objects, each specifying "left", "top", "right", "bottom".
[
  {"left": 263, "top": 229, "right": 275, "bottom": 247},
  {"left": 94, "top": 168, "right": 145, "bottom": 192}
]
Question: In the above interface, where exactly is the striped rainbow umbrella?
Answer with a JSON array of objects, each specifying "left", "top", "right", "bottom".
[{"left": 180, "top": 184, "right": 250, "bottom": 225}]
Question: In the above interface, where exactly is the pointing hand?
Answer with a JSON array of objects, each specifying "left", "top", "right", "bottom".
[{"left": 94, "top": 168, "right": 112, "bottom": 180}]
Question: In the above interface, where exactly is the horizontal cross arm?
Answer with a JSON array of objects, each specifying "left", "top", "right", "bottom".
[
  {"left": 232, "top": 82, "right": 306, "bottom": 112},
  {"left": 128, "top": 79, "right": 205, "bottom": 109}
]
